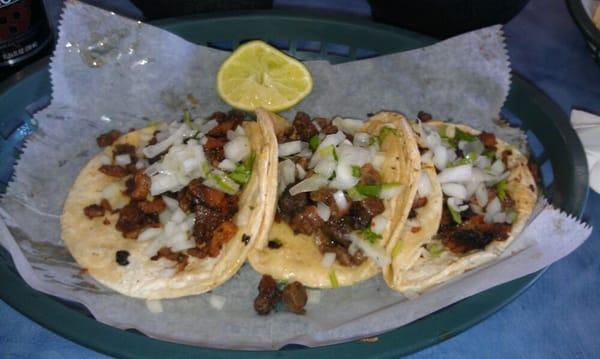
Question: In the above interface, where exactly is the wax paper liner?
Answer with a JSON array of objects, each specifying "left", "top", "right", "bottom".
[{"left": 0, "top": 1, "right": 592, "bottom": 350}]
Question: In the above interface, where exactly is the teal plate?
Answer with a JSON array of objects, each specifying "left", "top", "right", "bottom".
[{"left": 0, "top": 11, "right": 588, "bottom": 357}]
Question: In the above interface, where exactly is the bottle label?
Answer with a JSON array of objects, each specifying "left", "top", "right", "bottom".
[{"left": 0, "top": 0, "right": 51, "bottom": 66}]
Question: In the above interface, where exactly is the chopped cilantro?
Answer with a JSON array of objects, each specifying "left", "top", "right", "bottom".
[
  {"left": 329, "top": 270, "right": 339, "bottom": 288},
  {"left": 391, "top": 240, "right": 403, "bottom": 258},
  {"left": 426, "top": 242, "right": 444, "bottom": 257},
  {"left": 308, "top": 135, "right": 320, "bottom": 151},
  {"left": 355, "top": 183, "right": 382, "bottom": 197},
  {"left": 455, "top": 128, "right": 477, "bottom": 142},
  {"left": 360, "top": 228, "right": 383, "bottom": 243},
  {"left": 448, "top": 204, "right": 462, "bottom": 224},
  {"left": 352, "top": 165, "right": 361, "bottom": 178},
  {"left": 228, "top": 151, "right": 256, "bottom": 185},
  {"left": 378, "top": 126, "right": 397, "bottom": 143},
  {"left": 496, "top": 178, "right": 508, "bottom": 201}
]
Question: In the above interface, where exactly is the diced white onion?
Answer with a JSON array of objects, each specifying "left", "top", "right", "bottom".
[
  {"left": 138, "top": 228, "right": 163, "bottom": 241},
  {"left": 346, "top": 233, "right": 390, "bottom": 267},
  {"left": 199, "top": 119, "right": 218, "bottom": 133},
  {"left": 143, "top": 124, "right": 186, "bottom": 159},
  {"left": 447, "top": 197, "right": 468, "bottom": 212},
  {"left": 150, "top": 173, "right": 180, "bottom": 196},
  {"left": 146, "top": 300, "right": 163, "bottom": 314},
  {"left": 348, "top": 243, "right": 359, "bottom": 256},
  {"left": 490, "top": 159, "right": 505, "bottom": 175},
  {"left": 161, "top": 196, "right": 178, "bottom": 211},
  {"left": 182, "top": 158, "right": 200, "bottom": 174},
  {"left": 296, "top": 164, "right": 306, "bottom": 179},
  {"left": 306, "top": 289, "right": 321, "bottom": 304},
  {"left": 135, "top": 160, "right": 147, "bottom": 169},
  {"left": 320, "top": 252, "right": 336, "bottom": 268},
  {"left": 209, "top": 294, "right": 226, "bottom": 310},
  {"left": 470, "top": 203, "right": 484, "bottom": 215},
  {"left": 486, "top": 197, "right": 502, "bottom": 216},
  {"left": 224, "top": 135, "right": 250, "bottom": 162},
  {"left": 380, "top": 184, "right": 403, "bottom": 199},
  {"left": 333, "top": 190, "right": 349, "bottom": 212},
  {"left": 475, "top": 184, "right": 488, "bottom": 206},
  {"left": 278, "top": 141, "right": 303, "bottom": 157},
  {"left": 370, "top": 215, "right": 388, "bottom": 234},
  {"left": 437, "top": 164, "right": 473, "bottom": 183},
  {"left": 474, "top": 154, "right": 492, "bottom": 170},
  {"left": 336, "top": 144, "right": 371, "bottom": 167},
  {"left": 332, "top": 117, "right": 364, "bottom": 135},
  {"left": 353, "top": 132, "right": 371, "bottom": 147},
  {"left": 170, "top": 208, "right": 186, "bottom": 224},
  {"left": 373, "top": 152, "right": 386, "bottom": 170},
  {"left": 199, "top": 136, "right": 208, "bottom": 145},
  {"left": 278, "top": 159, "right": 296, "bottom": 190},
  {"left": 316, "top": 202, "right": 331, "bottom": 221},
  {"left": 417, "top": 172, "right": 432, "bottom": 197},
  {"left": 492, "top": 212, "right": 507, "bottom": 223},
  {"left": 445, "top": 125, "right": 456, "bottom": 138},
  {"left": 442, "top": 183, "right": 467, "bottom": 200},
  {"left": 101, "top": 183, "right": 121, "bottom": 199},
  {"left": 218, "top": 158, "right": 237, "bottom": 172},
  {"left": 314, "top": 158, "right": 336, "bottom": 178},
  {"left": 433, "top": 145, "right": 449, "bottom": 170},
  {"left": 424, "top": 131, "right": 442, "bottom": 148},
  {"left": 114, "top": 154, "right": 131, "bottom": 166},
  {"left": 99, "top": 155, "right": 112, "bottom": 165},
  {"left": 289, "top": 175, "right": 329, "bottom": 196},
  {"left": 159, "top": 210, "right": 171, "bottom": 224}
]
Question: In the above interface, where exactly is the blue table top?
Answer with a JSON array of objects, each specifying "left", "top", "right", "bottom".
[{"left": 2, "top": 0, "right": 599, "bottom": 357}]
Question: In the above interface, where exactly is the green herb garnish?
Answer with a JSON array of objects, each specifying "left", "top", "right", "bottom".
[
  {"left": 228, "top": 151, "right": 256, "bottom": 185},
  {"left": 455, "top": 128, "right": 477, "bottom": 142},
  {"left": 360, "top": 228, "right": 383, "bottom": 243},
  {"left": 352, "top": 165, "right": 361, "bottom": 178},
  {"left": 391, "top": 240, "right": 403, "bottom": 258},
  {"left": 368, "top": 136, "right": 379, "bottom": 146},
  {"left": 355, "top": 183, "right": 382, "bottom": 197},
  {"left": 212, "top": 172, "right": 236, "bottom": 193},
  {"left": 450, "top": 151, "right": 478, "bottom": 167},
  {"left": 496, "top": 178, "right": 508, "bottom": 201},
  {"left": 183, "top": 110, "right": 195, "bottom": 129},
  {"left": 308, "top": 135, "right": 320, "bottom": 151},
  {"left": 482, "top": 148, "right": 496, "bottom": 159},
  {"left": 329, "top": 270, "right": 339, "bottom": 288},
  {"left": 426, "top": 242, "right": 444, "bottom": 257},
  {"left": 448, "top": 204, "right": 462, "bottom": 224},
  {"left": 347, "top": 187, "right": 366, "bottom": 201},
  {"left": 378, "top": 126, "right": 397, "bottom": 143}
]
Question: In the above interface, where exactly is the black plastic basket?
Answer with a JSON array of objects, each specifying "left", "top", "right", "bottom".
[{"left": 566, "top": 0, "right": 600, "bottom": 63}]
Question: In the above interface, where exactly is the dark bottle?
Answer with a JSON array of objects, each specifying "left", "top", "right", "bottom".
[{"left": 0, "top": 0, "right": 53, "bottom": 81}]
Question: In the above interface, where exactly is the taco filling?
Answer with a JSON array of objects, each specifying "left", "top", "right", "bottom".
[
  {"left": 416, "top": 121, "right": 517, "bottom": 257},
  {"left": 83, "top": 110, "right": 256, "bottom": 271},
  {"left": 274, "top": 112, "right": 404, "bottom": 268}
]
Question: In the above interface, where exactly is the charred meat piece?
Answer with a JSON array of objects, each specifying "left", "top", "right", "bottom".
[
  {"left": 322, "top": 216, "right": 354, "bottom": 243},
  {"left": 359, "top": 163, "right": 382, "bottom": 185},
  {"left": 139, "top": 197, "right": 166, "bottom": 214},
  {"left": 100, "top": 198, "right": 113, "bottom": 213},
  {"left": 325, "top": 244, "right": 367, "bottom": 266},
  {"left": 208, "top": 118, "right": 241, "bottom": 137},
  {"left": 83, "top": 204, "right": 105, "bottom": 219},
  {"left": 417, "top": 111, "right": 433, "bottom": 122},
  {"left": 348, "top": 197, "right": 385, "bottom": 229},
  {"left": 99, "top": 164, "right": 128, "bottom": 178},
  {"left": 292, "top": 111, "right": 318, "bottom": 141},
  {"left": 151, "top": 247, "right": 189, "bottom": 272},
  {"left": 408, "top": 196, "right": 428, "bottom": 219},
  {"left": 115, "top": 201, "right": 158, "bottom": 239},
  {"left": 208, "top": 221, "right": 238, "bottom": 257},
  {"left": 478, "top": 132, "right": 497, "bottom": 150},
  {"left": 314, "top": 117, "right": 338, "bottom": 134},
  {"left": 281, "top": 282, "right": 308, "bottom": 314},
  {"left": 113, "top": 143, "right": 136, "bottom": 158},
  {"left": 131, "top": 170, "right": 151, "bottom": 200},
  {"left": 115, "top": 250, "right": 130, "bottom": 266},
  {"left": 278, "top": 189, "right": 309, "bottom": 219},
  {"left": 203, "top": 136, "right": 227, "bottom": 166},
  {"left": 96, "top": 130, "right": 122, "bottom": 147},
  {"left": 289, "top": 206, "right": 324, "bottom": 235},
  {"left": 187, "top": 246, "right": 209, "bottom": 259},
  {"left": 438, "top": 213, "right": 511, "bottom": 254},
  {"left": 192, "top": 205, "right": 228, "bottom": 244},
  {"left": 309, "top": 188, "right": 348, "bottom": 217},
  {"left": 209, "top": 111, "right": 226, "bottom": 122},
  {"left": 254, "top": 275, "right": 281, "bottom": 315}
]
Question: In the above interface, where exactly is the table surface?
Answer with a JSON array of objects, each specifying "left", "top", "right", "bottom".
[{"left": 2, "top": 0, "right": 600, "bottom": 357}]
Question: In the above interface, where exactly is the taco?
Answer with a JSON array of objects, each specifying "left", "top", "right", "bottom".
[
  {"left": 61, "top": 110, "right": 277, "bottom": 299},
  {"left": 248, "top": 110, "right": 421, "bottom": 288},
  {"left": 384, "top": 117, "right": 537, "bottom": 295}
]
